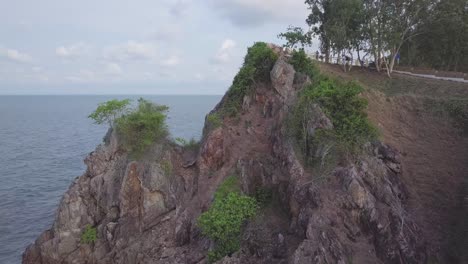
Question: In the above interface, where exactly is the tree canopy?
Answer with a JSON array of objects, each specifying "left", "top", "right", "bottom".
[
  {"left": 88, "top": 99, "right": 131, "bottom": 127},
  {"left": 286, "top": 0, "right": 468, "bottom": 76}
]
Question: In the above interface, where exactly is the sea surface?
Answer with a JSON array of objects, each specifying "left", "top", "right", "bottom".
[{"left": 0, "top": 95, "right": 221, "bottom": 264}]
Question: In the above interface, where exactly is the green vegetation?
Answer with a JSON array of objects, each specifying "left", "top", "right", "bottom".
[
  {"left": 221, "top": 42, "right": 278, "bottom": 117},
  {"left": 160, "top": 160, "right": 173, "bottom": 176},
  {"left": 175, "top": 137, "right": 200, "bottom": 151},
  {"left": 197, "top": 176, "right": 258, "bottom": 263},
  {"left": 88, "top": 99, "right": 131, "bottom": 127},
  {"left": 290, "top": 75, "right": 378, "bottom": 165},
  {"left": 115, "top": 98, "right": 169, "bottom": 157},
  {"left": 424, "top": 98, "right": 468, "bottom": 134},
  {"left": 206, "top": 113, "right": 222, "bottom": 129},
  {"left": 81, "top": 225, "right": 97, "bottom": 244},
  {"left": 213, "top": 175, "right": 240, "bottom": 201},
  {"left": 278, "top": 25, "right": 312, "bottom": 49},
  {"left": 289, "top": 49, "right": 319, "bottom": 79}
]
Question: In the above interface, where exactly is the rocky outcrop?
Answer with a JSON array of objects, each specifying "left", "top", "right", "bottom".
[{"left": 24, "top": 45, "right": 427, "bottom": 264}]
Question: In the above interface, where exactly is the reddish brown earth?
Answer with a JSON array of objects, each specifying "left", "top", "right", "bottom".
[{"left": 321, "top": 63, "right": 468, "bottom": 262}]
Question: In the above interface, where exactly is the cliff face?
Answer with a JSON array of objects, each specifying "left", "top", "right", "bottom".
[{"left": 23, "top": 46, "right": 427, "bottom": 264}]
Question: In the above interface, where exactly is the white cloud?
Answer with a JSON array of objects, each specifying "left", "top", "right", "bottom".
[
  {"left": 65, "top": 69, "right": 95, "bottom": 82},
  {"left": 212, "top": 0, "right": 308, "bottom": 27},
  {"left": 213, "top": 39, "right": 236, "bottom": 63},
  {"left": 169, "top": 0, "right": 191, "bottom": 17},
  {"left": 152, "top": 24, "right": 183, "bottom": 42},
  {"left": 105, "top": 63, "right": 123, "bottom": 75},
  {"left": 55, "top": 42, "right": 89, "bottom": 58},
  {"left": 161, "top": 55, "right": 181, "bottom": 66},
  {"left": 194, "top": 73, "right": 205, "bottom": 81},
  {"left": 0, "top": 47, "right": 32, "bottom": 63},
  {"left": 103, "top": 41, "right": 158, "bottom": 62}
]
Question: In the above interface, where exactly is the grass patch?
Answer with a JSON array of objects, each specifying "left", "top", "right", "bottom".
[
  {"left": 197, "top": 176, "right": 258, "bottom": 263},
  {"left": 81, "top": 225, "right": 97, "bottom": 244},
  {"left": 206, "top": 113, "right": 222, "bottom": 130},
  {"left": 160, "top": 160, "right": 173, "bottom": 177},
  {"left": 424, "top": 98, "right": 468, "bottom": 134}
]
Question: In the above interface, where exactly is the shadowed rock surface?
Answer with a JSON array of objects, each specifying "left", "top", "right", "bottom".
[{"left": 24, "top": 45, "right": 429, "bottom": 264}]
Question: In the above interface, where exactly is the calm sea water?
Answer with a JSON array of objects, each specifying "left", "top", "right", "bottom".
[{"left": 0, "top": 95, "right": 221, "bottom": 264}]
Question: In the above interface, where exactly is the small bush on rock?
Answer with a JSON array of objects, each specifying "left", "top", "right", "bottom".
[
  {"left": 81, "top": 225, "right": 97, "bottom": 244},
  {"left": 197, "top": 176, "right": 258, "bottom": 263},
  {"left": 291, "top": 76, "right": 378, "bottom": 164},
  {"left": 289, "top": 49, "right": 319, "bottom": 79},
  {"left": 115, "top": 98, "right": 169, "bottom": 157}
]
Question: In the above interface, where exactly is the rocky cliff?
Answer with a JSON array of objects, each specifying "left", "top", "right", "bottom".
[{"left": 23, "top": 45, "right": 427, "bottom": 264}]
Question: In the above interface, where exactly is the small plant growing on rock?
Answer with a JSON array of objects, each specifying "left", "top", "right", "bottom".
[
  {"left": 206, "top": 113, "right": 222, "bottom": 129},
  {"left": 289, "top": 49, "right": 319, "bottom": 79},
  {"left": 197, "top": 176, "right": 258, "bottom": 263},
  {"left": 160, "top": 160, "right": 173, "bottom": 177},
  {"left": 115, "top": 98, "right": 169, "bottom": 157},
  {"left": 81, "top": 225, "right": 97, "bottom": 244},
  {"left": 290, "top": 76, "right": 378, "bottom": 165},
  {"left": 175, "top": 137, "right": 200, "bottom": 151}
]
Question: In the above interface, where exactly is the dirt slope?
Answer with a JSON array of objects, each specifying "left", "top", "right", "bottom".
[{"left": 321, "top": 63, "right": 468, "bottom": 262}]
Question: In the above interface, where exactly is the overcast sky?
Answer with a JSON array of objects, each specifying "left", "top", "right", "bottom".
[{"left": 0, "top": 0, "right": 315, "bottom": 95}]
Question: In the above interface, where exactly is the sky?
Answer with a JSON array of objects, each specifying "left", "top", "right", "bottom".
[{"left": 0, "top": 0, "right": 319, "bottom": 95}]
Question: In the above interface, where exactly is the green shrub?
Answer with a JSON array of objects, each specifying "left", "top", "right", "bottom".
[
  {"left": 198, "top": 192, "right": 258, "bottom": 263},
  {"left": 221, "top": 42, "right": 278, "bottom": 117},
  {"left": 198, "top": 176, "right": 258, "bottom": 263},
  {"left": 115, "top": 98, "right": 169, "bottom": 157},
  {"left": 289, "top": 49, "right": 319, "bottom": 79},
  {"left": 81, "top": 225, "right": 97, "bottom": 244},
  {"left": 291, "top": 76, "right": 378, "bottom": 163}
]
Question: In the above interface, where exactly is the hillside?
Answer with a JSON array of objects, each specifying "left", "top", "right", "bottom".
[
  {"left": 23, "top": 44, "right": 467, "bottom": 264},
  {"left": 321, "top": 63, "right": 468, "bottom": 262}
]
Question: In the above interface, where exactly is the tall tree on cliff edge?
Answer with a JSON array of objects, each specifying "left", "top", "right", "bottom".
[
  {"left": 305, "top": 0, "right": 430, "bottom": 77},
  {"left": 305, "top": 0, "right": 333, "bottom": 63}
]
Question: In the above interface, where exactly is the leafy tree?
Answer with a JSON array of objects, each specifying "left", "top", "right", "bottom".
[
  {"left": 306, "top": 0, "right": 333, "bottom": 63},
  {"left": 88, "top": 99, "right": 131, "bottom": 127},
  {"left": 400, "top": 0, "right": 468, "bottom": 72},
  {"left": 278, "top": 25, "right": 312, "bottom": 49}
]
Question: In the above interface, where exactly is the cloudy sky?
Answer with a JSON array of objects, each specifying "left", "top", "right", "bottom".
[{"left": 0, "top": 0, "right": 314, "bottom": 95}]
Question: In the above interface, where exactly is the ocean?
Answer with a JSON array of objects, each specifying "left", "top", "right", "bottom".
[{"left": 0, "top": 95, "right": 221, "bottom": 264}]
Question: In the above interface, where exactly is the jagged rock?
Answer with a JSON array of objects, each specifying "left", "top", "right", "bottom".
[
  {"left": 199, "top": 127, "right": 225, "bottom": 172},
  {"left": 270, "top": 59, "right": 295, "bottom": 100}
]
